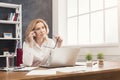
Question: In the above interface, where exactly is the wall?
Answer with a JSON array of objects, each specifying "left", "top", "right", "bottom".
[{"left": 0, "top": 0, "right": 52, "bottom": 41}]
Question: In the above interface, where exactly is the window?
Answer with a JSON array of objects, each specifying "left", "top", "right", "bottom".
[{"left": 52, "top": 0, "right": 119, "bottom": 47}]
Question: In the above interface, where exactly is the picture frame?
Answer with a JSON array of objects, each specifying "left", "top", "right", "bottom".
[{"left": 3, "top": 33, "right": 12, "bottom": 38}]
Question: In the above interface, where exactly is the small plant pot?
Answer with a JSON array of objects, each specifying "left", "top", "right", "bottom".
[
  {"left": 98, "top": 59, "right": 104, "bottom": 66},
  {"left": 86, "top": 60, "right": 92, "bottom": 67}
]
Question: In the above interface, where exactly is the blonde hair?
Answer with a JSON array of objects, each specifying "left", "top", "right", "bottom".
[{"left": 25, "top": 19, "right": 49, "bottom": 42}]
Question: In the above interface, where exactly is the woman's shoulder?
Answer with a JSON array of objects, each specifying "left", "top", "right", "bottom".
[
  {"left": 45, "top": 38, "right": 55, "bottom": 47},
  {"left": 23, "top": 41, "right": 27, "bottom": 45},
  {"left": 47, "top": 38, "right": 54, "bottom": 41},
  {"left": 46, "top": 38, "right": 55, "bottom": 43},
  {"left": 23, "top": 41, "right": 29, "bottom": 46}
]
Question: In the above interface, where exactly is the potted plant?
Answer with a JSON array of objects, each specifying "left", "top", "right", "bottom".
[
  {"left": 97, "top": 52, "right": 104, "bottom": 66},
  {"left": 85, "top": 53, "right": 93, "bottom": 67}
]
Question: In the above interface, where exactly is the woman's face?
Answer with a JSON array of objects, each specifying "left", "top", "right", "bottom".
[{"left": 34, "top": 22, "right": 47, "bottom": 38}]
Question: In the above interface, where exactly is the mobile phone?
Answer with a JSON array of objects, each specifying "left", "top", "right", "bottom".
[{"left": 33, "top": 31, "right": 36, "bottom": 37}]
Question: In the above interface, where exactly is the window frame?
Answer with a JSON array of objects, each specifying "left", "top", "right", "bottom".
[{"left": 52, "top": 0, "right": 120, "bottom": 48}]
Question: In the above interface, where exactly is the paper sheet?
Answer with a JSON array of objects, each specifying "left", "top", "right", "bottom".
[
  {"left": 26, "top": 66, "right": 86, "bottom": 75},
  {"left": 51, "top": 66, "right": 86, "bottom": 72},
  {"left": 26, "top": 69, "right": 56, "bottom": 75}
]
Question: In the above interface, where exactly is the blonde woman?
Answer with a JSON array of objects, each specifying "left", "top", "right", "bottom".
[{"left": 23, "top": 19, "right": 63, "bottom": 67}]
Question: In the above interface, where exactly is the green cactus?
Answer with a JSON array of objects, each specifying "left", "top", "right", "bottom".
[
  {"left": 85, "top": 53, "right": 93, "bottom": 61},
  {"left": 97, "top": 52, "right": 104, "bottom": 59}
]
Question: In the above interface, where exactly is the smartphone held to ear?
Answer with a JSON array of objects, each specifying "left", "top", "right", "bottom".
[
  {"left": 31, "top": 31, "right": 36, "bottom": 37},
  {"left": 33, "top": 32, "right": 36, "bottom": 37}
]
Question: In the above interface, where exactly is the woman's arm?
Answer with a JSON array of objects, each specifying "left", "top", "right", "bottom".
[
  {"left": 23, "top": 42, "right": 34, "bottom": 66},
  {"left": 23, "top": 42, "right": 50, "bottom": 66},
  {"left": 27, "top": 31, "right": 36, "bottom": 48}
]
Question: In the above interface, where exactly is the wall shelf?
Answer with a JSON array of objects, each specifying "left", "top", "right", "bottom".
[
  {"left": 0, "top": 20, "right": 20, "bottom": 24},
  {"left": 0, "top": 2, "right": 22, "bottom": 67}
]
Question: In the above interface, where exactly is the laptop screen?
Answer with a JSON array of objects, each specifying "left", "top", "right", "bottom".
[{"left": 42, "top": 47, "right": 80, "bottom": 67}]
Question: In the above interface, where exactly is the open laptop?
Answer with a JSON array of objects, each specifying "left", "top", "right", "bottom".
[{"left": 41, "top": 47, "right": 80, "bottom": 67}]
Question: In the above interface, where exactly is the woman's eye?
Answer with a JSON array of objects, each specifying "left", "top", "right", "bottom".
[
  {"left": 42, "top": 26, "right": 45, "bottom": 29},
  {"left": 34, "top": 28, "right": 40, "bottom": 30},
  {"left": 36, "top": 28, "right": 40, "bottom": 30},
  {"left": 34, "top": 26, "right": 45, "bottom": 31}
]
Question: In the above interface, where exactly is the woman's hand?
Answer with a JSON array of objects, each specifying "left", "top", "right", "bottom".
[
  {"left": 54, "top": 35, "right": 63, "bottom": 48},
  {"left": 28, "top": 31, "right": 36, "bottom": 47}
]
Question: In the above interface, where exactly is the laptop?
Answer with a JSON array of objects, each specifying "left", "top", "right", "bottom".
[{"left": 41, "top": 47, "right": 80, "bottom": 67}]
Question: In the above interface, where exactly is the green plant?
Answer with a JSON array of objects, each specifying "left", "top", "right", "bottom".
[
  {"left": 85, "top": 53, "right": 93, "bottom": 61},
  {"left": 97, "top": 52, "right": 104, "bottom": 59}
]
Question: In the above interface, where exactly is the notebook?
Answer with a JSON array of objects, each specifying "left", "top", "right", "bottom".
[{"left": 41, "top": 47, "right": 80, "bottom": 67}]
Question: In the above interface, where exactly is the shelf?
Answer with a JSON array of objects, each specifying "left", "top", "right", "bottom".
[
  {"left": 0, "top": 55, "right": 16, "bottom": 57},
  {"left": 0, "top": 38, "right": 21, "bottom": 40},
  {"left": 0, "top": 2, "right": 20, "bottom": 8},
  {"left": 0, "top": 2, "right": 22, "bottom": 68},
  {"left": 0, "top": 2, "right": 22, "bottom": 47},
  {"left": 0, "top": 20, "right": 20, "bottom": 24}
]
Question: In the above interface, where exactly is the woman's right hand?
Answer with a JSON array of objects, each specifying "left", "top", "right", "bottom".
[{"left": 28, "top": 31, "right": 36, "bottom": 47}]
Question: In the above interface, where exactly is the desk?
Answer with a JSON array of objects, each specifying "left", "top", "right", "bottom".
[{"left": 0, "top": 61, "right": 120, "bottom": 80}]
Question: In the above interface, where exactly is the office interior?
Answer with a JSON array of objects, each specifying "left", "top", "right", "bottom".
[{"left": 0, "top": 0, "right": 120, "bottom": 67}]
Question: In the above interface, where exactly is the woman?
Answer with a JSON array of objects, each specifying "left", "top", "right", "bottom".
[{"left": 23, "top": 19, "right": 63, "bottom": 67}]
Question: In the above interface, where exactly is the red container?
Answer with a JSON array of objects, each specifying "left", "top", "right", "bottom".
[{"left": 16, "top": 48, "right": 23, "bottom": 66}]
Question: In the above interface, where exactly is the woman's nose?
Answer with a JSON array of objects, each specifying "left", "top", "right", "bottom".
[{"left": 39, "top": 29, "right": 44, "bottom": 33}]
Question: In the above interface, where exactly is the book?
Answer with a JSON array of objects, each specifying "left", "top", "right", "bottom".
[
  {"left": 13, "top": 13, "right": 18, "bottom": 21},
  {"left": 7, "top": 13, "right": 11, "bottom": 20},
  {"left": 9, "top": 12, "right": 14, "bottom": 21}
]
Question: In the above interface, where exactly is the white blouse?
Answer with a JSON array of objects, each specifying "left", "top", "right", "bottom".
[{"left": 23, "top": 38, "right": 55, "bottom": 67}]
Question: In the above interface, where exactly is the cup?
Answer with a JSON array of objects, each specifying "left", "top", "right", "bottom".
[{"left": 6, "top": 54, "right": 15, "bottom": 71}]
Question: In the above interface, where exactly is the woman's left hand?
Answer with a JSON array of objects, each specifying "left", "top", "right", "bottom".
[{"left": 54, "top": 35, "right": 63, "bottom": 48}]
